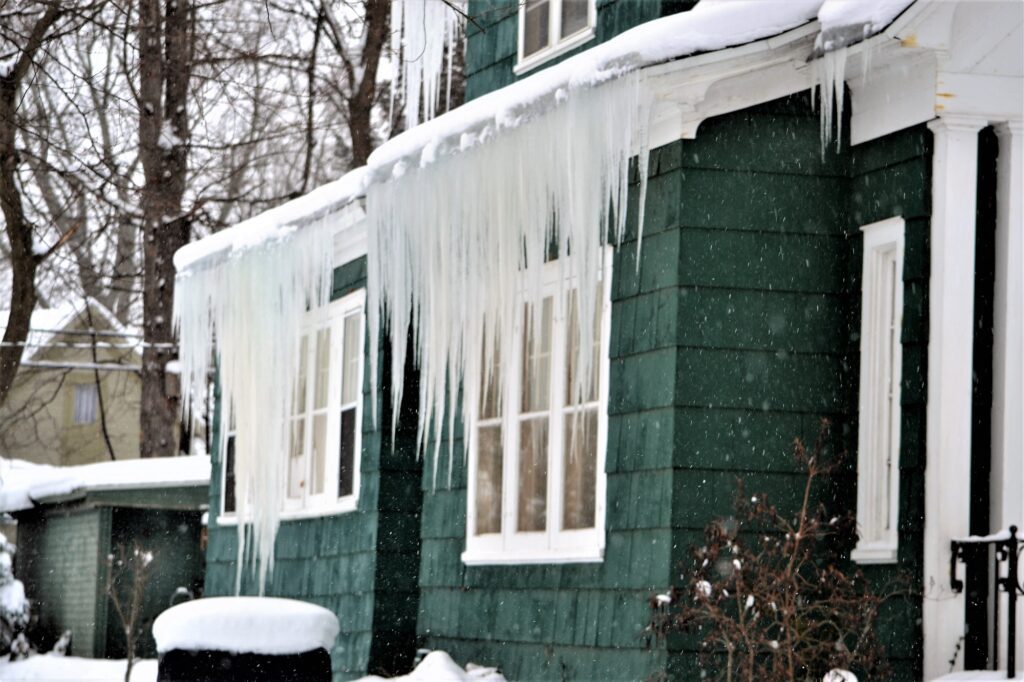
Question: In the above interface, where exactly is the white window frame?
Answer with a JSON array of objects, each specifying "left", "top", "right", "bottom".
[
  {"left": 851, "top": 216, "right": 905, "bottom": 565},
  {"left": 514, "top": 0, "right": 596, "bottom": 75},
  {"left": 463, "top": 249, "right": 611, "bottom": 565},
  {"left": 219, "top": 289, "right": 365, "bottom": 524}
]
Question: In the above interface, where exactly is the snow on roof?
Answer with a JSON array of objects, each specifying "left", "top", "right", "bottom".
[
  {"left": 173, "top": 166, "right": 368, "bottom": 273},
  {"left": 152, "top": 597, "right": 340, "bottom": 655},
  {"left": 0, "top": 298, "right": 140, "bottom": 363},
  {"left": 172, "top": 0, "right": 913, "bottom": 274},
  {"left": 365, "top": 0, "right": 915, "bottom": 179},
  {"left": 0, "top": 455, "right": 211, "bottom": 513}
]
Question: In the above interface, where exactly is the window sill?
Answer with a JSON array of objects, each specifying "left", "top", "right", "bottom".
[
  {"left": 514, "top": 27, "right": 595, "bottom": 76},
  {"left": 850, "top": 543, "right": 898, "bottom": 565},
  {"left": 216, "top": 500, "right": 358, "bottom": 527},
  {"left": 461, "top": 546, "right": 604, "bottom": 566}
]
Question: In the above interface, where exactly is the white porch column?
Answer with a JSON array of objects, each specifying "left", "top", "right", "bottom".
[
  {"left": 923, "top": 115, "right": 987, "bottom": 681},
  {"left": 992, "top": 119, "right": 1024, "bottom": 671}
]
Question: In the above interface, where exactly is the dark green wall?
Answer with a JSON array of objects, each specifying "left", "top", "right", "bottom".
[
  {"left": 16, "top": 498, "right": 206, "bottom": 661},
  {"left": 415, "top": 93, "right": 930, "bottom": 680},
  {"left": 464, "top": 0, "right": 693, "bottom": 103},
  {"left": 204, "top": 256, "right": 424, "bottom": 681},
  {"left": 107, "top": 508, "right": 204, "bottom": 659},
  {"left": 17, "top": 506, "right": 108, "bottom": 657}
]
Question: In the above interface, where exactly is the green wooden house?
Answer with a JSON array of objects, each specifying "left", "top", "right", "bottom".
[
  {"left": 0, "top": 455, "right": 209, "bottom": 659},
  {"left": 189, "top": 1, "right": 1023, "bottom": 680}
]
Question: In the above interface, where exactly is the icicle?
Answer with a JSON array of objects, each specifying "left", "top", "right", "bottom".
[
  {"left": 366, "top": 73, "right": 651, "bottom": 483},
  {"left": 815, "top": 46, "right": 848, "bottom": 155},
  {"left": 173, "top": 217, "right": 334, "bottom": 594},
  {"left": 392, "top": 0, "right": 464, "bottom": 129}
]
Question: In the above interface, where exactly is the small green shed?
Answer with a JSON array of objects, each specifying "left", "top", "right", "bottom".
[{"left": 0, "top": 455, "right": 209, "bottom": 659}]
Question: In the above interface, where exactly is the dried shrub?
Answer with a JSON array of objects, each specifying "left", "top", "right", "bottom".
[{"left": 649, "top": 420, "right": 891, "bottom": 682}]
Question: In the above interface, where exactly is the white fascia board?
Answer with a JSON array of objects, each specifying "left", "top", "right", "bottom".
[
  {"left": 642, "top": 23, "right": 821, "bottom": 148},
  {"left": 331, "top": 200, "right": 367, "bottom": 268}
]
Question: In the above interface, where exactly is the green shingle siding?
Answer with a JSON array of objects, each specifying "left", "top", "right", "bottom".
[{"left": 418, "top": 89, "right": 930, "bottom": 679}]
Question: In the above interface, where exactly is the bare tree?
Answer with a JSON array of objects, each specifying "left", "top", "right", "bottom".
[
  {"left": 0, "top": 3, "right": 77, "bottom": 407},
  {"left": 105, "top": 542, "right": 154, "bottom": 682}
]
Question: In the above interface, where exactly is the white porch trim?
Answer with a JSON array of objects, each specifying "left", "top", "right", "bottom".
[
  {"left": 923, "top": 114, "right": 987, "bottom": 681},
  {"left": 991, "top": 119, "right": 1024, "bottom": 673}
]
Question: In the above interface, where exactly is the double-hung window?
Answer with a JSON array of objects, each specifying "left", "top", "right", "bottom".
[
  {"left": 464, "top": 253, "right": 610, "bottom": 564},
  {"left": 852, "top": 217, "right": 904, "bottom": 564},
  {"left": 516, "top": 0, "right": 596, "bottom": 74},
  {"left": 220, "top": 289, "right": 365, "bottom": 521}
]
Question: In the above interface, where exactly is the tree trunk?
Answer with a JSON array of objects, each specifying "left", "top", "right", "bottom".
[
  {"left": 347, "top": 0, "right": 389, "bottom": 167},
  {"left": 0, "top": 6, "right": 62, "bottom": 408},
  {"left": 137, "top": 0, "right": 193, "bottom": 457}
]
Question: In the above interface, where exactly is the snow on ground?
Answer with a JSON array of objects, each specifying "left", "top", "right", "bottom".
[
  {"left": 0, "top": 655, "right": 157, "bottom": 681},
  {"left": 152, "top": 597, "right": 339, "bottom": 655},
  {"left": 0, "top": 455, "right": 210, "bottom": 513},
  {"left": 355, "top": 651, "right": 505, "bottom": 682}
]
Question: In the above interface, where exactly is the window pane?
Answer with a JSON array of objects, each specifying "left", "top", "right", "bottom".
[
  {"left": 73, "top": 384, "right": 98, "bottom": 424},
  {"left": 566, "top": 290, "right": 601, "bottom": 405},
  {"left": 517, "top": 418, "right": 548, "bottom": 532},
  {"left": 288, "top": 419, "right": 305, "bottom": 499},
  {"left": 475, "top": 425, "right": 503, "bottom": 535},
  {"left": 338, "top": 407, "right": 356, "bottom": 498},
  {"left": 314, "top": 328, "right": 330, "bottom": 410},
  {"left": 311, "top": 413, "right": 327, "bottom": 495},
  {"left": 521, "top": 297, "right": 553, "bottom": 413},
  {"left": 294, "top": 335, "right": 309, "bottom": 415},
  {"left": 479, "top": 345, "right": 502, "bottom": 420},
  {"left": 563, "top": 409, "right": 597, "bottom": 529},
  {"left": 560, "top": 0, "right": 589, "bottom": 38},
  {"left": 223, "top": 435, "right": 236, "bottom": 513},
  {"left": 342, "top": 313, "right": 361, "bottom": 404},
  {"left": 523, "top": 0, "right": 550, "bottom": 57}
]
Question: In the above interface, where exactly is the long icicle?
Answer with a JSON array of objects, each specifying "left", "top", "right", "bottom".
[{"left": 366, "top": 73, "right": 651, "bottom": 484}]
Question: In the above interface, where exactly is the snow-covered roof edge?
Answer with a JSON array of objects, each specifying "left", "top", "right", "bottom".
[
  {"left": 173, "top": 166, "right": 368, "bottom": 274},
  {"left": 365, "top": 0, "right": 916, "bottom": 181}
]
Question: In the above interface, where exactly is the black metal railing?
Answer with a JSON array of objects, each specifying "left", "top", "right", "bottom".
[{"left": 951, "top": 525, "right": 1022, "bottom": 678}]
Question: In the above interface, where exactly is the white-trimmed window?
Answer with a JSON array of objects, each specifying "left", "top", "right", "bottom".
[
  {"left": 515, "top": 0, "right": 596, "bottom": 75},
  {"left": 464, "top": 253, "right": 610, "bottom": 564},
  {"left": 852, "top": 217, "right": 905, "bottom": 564},
  {"left": 220, "top": 289, "right": 365, "bottom": 521},
  {"left": 72, "top": 384, "right": 98, "bottom": 424}
]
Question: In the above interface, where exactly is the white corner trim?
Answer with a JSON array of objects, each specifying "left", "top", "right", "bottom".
[{"left": 922, "top": 114, "right": 986, "bottom": 682}]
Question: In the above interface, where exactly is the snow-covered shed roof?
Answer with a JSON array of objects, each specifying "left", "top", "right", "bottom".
[
  {"left": 0, "top": 455, "right": 211, "bottom": 513},
  {"left": 0, "top": 298, "right": 139, "bottom": 363}
]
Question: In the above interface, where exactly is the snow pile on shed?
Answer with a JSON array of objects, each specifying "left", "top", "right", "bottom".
[{"left": 0, "top": 455, "right": 210, "bottom": 513}]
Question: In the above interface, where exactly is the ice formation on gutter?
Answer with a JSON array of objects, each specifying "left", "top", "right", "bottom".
[
  {"left": 812, "top": 0, "right": 914, "bottom": 148},
  {"left": 173, "top": 168, "right": 365, "bottom": 592},
  {"left": 367, "top": 73, "right": 652, "bottom": 486},
  {"left": 390, "top": 0, "right": 464, "bottom": 129}
]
